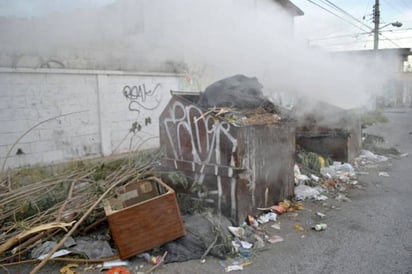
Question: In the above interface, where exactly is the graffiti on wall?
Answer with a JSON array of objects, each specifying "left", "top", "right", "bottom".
[
  {"left": 123, "top": 83, "right": 161, "bottom": 133},
  {"left": 163, "top": 101, "right": 242, "bottom": 219}
]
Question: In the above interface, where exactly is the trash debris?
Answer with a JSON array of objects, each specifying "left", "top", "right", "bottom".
[
  {"left": 38, "top": 249, "right": 71, "bottom": 260},
  {"left": 240, "top": 241, "right": 253, "bottom": 249},
  {"left": 313, "top": 223, "right": 327, "bottom": 231},
  {"left": 315, "top": 195, "right": 328, "bottom": 201},
  {"left": 257, "top": 212, "right": 277, "bottom": 224},
  {"left": 267, "top": 235, "right": 284, "bottom": 244},
  {"left": 294, "top": 184, "right": 321, "bottom": 200},
  {"left": 69, "top": 237, "right": 114, "bottom": 259},
  {"left": 271, "top": 223, "right": 281, "bottom": 230},
  {"left": 220, "top": 257, "right": 252, "bottom": 273},
  {"left": 246, "top": 214, "right": 259, "bottom": 227},
  {"left": 164, "top": 213, "right": 232, "bottom": 263},
  {"left": 294, "top": 224, "right": 304, "bottom": 232},
  {"left": 316, "top": 212, "right": 326, "bottom": 218},
  {"left": 378, "top": 171, "right": 390, "bottom": 177},
  {"left": 60, "top": 263, "right": 79, "bottom": 274},
  {"left": 228, "top": 226, "right": 246, "bottom": 238},
  {"left": 335, "top": 193, "right": 352, "bottom": 202},
  {"left": 106, "top": 266, "right": 131, "bottom": 274},
  {"left": 102, "top": 260, "right": 129, "bottom": 269},
  {"left": 355, "top": 149, "right": 389, "bottom": 166}
]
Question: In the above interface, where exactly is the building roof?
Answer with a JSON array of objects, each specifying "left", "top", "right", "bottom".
[{"left": 275, "top": 0, "right": 304, "bottom": 16}]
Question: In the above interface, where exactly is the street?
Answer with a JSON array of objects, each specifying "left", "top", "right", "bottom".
[
  {"left": 4, "top": 109, "right": 411, "bottom": 274},
  {"left": 155, "top": 108, "right": 412, "bottom": 274}
]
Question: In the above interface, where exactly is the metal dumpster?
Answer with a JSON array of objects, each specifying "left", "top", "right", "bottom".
[
  {"left": 293, "top": 99, "right": 361, "bottom": 163},
  {"left": 159, "top": 91, "right": 295, "bottom": 225}
]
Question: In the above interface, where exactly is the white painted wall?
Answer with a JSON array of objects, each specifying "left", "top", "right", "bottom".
[{"left": 0, "top": 68, "right": 182, "bottom": 170}]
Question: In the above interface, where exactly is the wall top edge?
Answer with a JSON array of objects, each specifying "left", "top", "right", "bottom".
[{"left": 0, "top": 67, "right": 185, "bottom": 77}]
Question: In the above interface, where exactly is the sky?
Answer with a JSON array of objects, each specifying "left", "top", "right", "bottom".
[
  {"left": 0, "top": 0, "right": 411, "bottom": 51},
  {"left": 292, "top": 0, "right": 412, "bottom": 50}
]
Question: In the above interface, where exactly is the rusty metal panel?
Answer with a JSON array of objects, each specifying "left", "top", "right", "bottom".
[
  {"left": 293, "top": 100, "right": 361, "bottom": 163},
  {"left": 159, "top": 94, "right": 295, "bottom": 225}
]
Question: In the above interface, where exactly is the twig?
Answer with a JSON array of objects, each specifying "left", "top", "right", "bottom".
[
  {"left": 0, "top": 264, "right": 10, "bottom": 274},
  {"left": 1, "top": 255, "right": 119, "bottom": 266},
  {"left": 145, "top": 251, "right": 168, "bottom": 274},
  {"left": 56, "top": 181, "right": 76, "bottom": 222},
  {"left": 30, "top": 174, "right": 131, "bottom": 274},
  {"left": 201, "top": 234, "right": 218, "bottom": 261}
]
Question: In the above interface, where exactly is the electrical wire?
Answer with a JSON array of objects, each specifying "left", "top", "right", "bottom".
[
  {"left": 305, "top": 0, "right": 372, "bottom": 33},
  {"left": 306, "top": 0, "right": 408, "bottom": 49},
  {"left": 381, "top": 0, "right": 404, "bottom": 14},
  {"left": 398, "top": 0, "right": 412, "bottom": 10},
  {"left": 320, "top": 0, "right": 373, "bottom": 30}
]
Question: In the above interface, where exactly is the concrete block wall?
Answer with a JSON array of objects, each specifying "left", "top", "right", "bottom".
[{"left": 0, "top": 68, "right": 182, "bottom": 170}]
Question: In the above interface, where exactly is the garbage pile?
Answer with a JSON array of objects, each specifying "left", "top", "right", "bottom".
[
  {"left": 197, "top": 74, "right": 286, "bottom": 126},
  {"left": 294, "top": 148, "right": 359, "bottom": 203},
  {"left": 0, "top": 150, "right": 165, "bottom": 272}
]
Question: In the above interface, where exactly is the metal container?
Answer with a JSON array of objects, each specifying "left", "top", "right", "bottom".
[
  {"left": 293, "top": 100, "right": 361, "bottom": 163},
  {"left": 159, "top": 92, "right": 295, "bottom": 225}
]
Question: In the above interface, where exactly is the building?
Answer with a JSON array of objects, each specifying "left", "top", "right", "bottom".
[{"left": 0, "top": 0, "right": 304, "bottom": 170}]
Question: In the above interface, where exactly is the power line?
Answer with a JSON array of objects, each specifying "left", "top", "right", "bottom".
[
  {"left": 381, "top": 0, "right": 404, "bottom": 14},
  {"left": 305, "top": 0, "right": 372, "bottom": 33},
  {"left": 320, "top": 0, "right": 373, "bottom": 30},
  {"left": 398, "top": 0, "right": 412, "bottom": 10}
]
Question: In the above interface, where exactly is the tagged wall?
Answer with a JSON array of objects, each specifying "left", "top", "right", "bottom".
[{"left": 0, "top": 68, "right": 182, "bottom": 170}]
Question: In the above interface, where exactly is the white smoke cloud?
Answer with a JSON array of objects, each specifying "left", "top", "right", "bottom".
[{"left": 0, "top": 0, "right": 395, "bottom": 109}]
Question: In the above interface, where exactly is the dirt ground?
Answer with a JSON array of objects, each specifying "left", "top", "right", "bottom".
[{"left": 3, "top": 108, "right": 412, "bottom": 274}]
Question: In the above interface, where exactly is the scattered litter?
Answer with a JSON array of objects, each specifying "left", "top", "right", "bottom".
[
  {"left": 226, "top": 265, "right": 244, "bottom": 272},
  {"left": 238, "top": 247, "right": 252, "bottom": 258},
  {"left": 253, "top": 234, "right": 265, "bottom": 249},
  {"left": 240, "top": 241, "right": 253, "bottom": 249},
  {"left": 37, "top": 249, "right": 71, "bottom": 260},
  {"left": 311, "top": 174, "right": 320, "bottom": 182},
  {"left": 294, "top": 184, "right": 320, "bottom": 200},
  {"left": 59, "top": 264, "right": 79, "bottom": 274},
  {"left": 356, "top": 149, "right": 388, "bottom": 165},
  {"left": 257, "top": 212, "right": 277, "bottom": 224},
  {"left": 106, "top": 266, "right": 131, "bottom": 274},
  {"left": 313, "top": 223, "right": 327, "bottom": 231},
  {"left": 246, "top": 214, "right": 259, "bottom": 227},
  {"left": 316, "top": 212, "right": 326, "bottom": 218},
  {"left": 220, "top": 257, "right": 252, "bottom": 273},
  {"left": 69, "top": 237, "right": 114, "bottom": 259},
  {"left": 335, "top": 193, "right": 351, "bottom": 202},
  {"left": 102, "top": 260, "right": 129, "bottom": 269},
  {"left": 271, "top": 205, "right": 287, "bottom": 214},
  {"left": 315, "top": 195, "right": 329, "bottom": 201},
  {"left": 400, "top": 153, "right": 409, "bottom": 157},
  {"left": 271, "top": 223, "right": 281, "bottom": 230},
  {"left": 228, "top": 226, "right": 245, "bottom": 238},
  {"left": 267, "top": 235, "right": 284, "bottom": 244},
  {"left": 294, "top": 224, "right": 304, "bottom": 232},
  {"left": 31, "top": 241, "right": 56, "bottom": 259},
  {"left": 378, "top": 171, "right": 390, "bottom": 177}
]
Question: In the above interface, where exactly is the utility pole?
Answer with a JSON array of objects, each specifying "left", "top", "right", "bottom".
[{"left": 373, "top": 0, "right": 380, "bottom": 50}]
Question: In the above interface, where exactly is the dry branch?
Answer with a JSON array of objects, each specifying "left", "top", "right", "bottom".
[{"left": 0, "top": 222, "right": 75, "bottom": 255}]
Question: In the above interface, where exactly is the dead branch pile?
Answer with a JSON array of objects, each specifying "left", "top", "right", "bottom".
[{"left": 0, "top": 149, "right": 162, "bottom": 264}]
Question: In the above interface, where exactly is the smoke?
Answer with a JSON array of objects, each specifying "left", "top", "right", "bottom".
[{"left": 0, "top": 0, "right": 395, "bottom": 109}]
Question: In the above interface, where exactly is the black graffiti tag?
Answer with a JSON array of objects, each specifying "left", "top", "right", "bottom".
[{"left": 123, "top": 83, "right": 161, "bottom": 113}]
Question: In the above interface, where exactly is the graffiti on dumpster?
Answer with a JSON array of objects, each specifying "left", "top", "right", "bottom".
[
  {"left": 163, "top": 101, "right": 243, "bottom": 217},
  {"left": 123, "top": 83, "right": 162, "bottom": 114}
]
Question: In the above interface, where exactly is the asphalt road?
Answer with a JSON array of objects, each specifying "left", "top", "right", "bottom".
[
  {"left": 156, "top": 108, "right": 412, "bottom": 274},
  {"left": 4, "top": 108, "right": 412, "bottom": 274}
]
